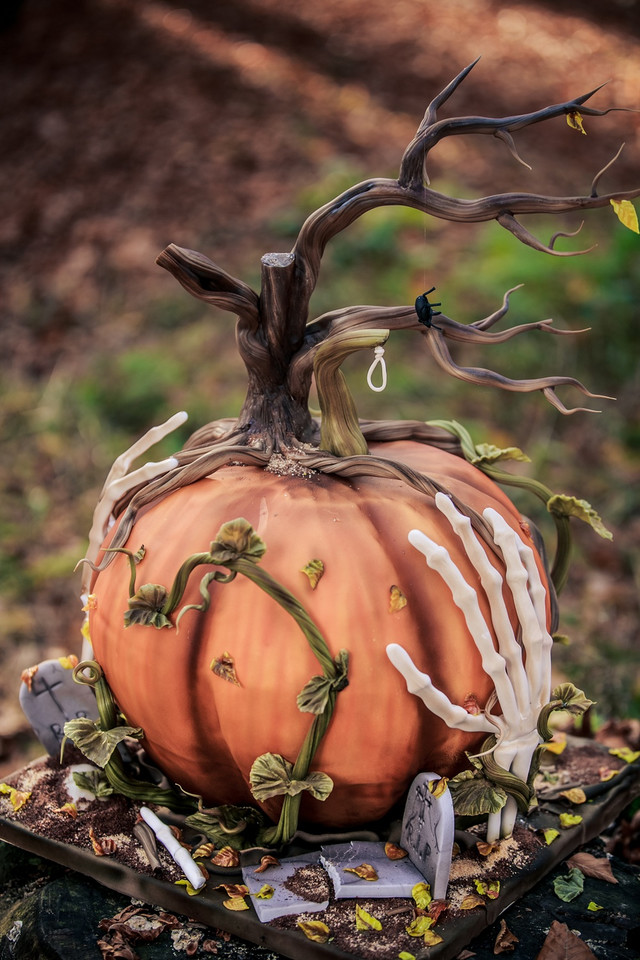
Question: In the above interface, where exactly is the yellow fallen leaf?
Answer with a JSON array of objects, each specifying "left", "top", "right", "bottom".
[
  {"left": 460, "top": 893, "right": 485, "bottom": 910},
  {"left": 587, "top": 901, "right": 603, "bottom": 912},
  {"left": 389, "top": 584, "right": 407, "bottom": 613},
  {"left": 175, "top": 878, "right": 204, "bottom": 897},
  {"left": 223, "top": 896, "right": 249, "bottom": 910},
  {"left": 543, "top": 736, "right": 567, "bottom": 756},
  {"left": 423, "top": 929, "right": 444, "bottom": 946},
  {"left": 567, "top": 111, "right": 586, "bottom": 134},
  {"left": 609, "top": 746, "right": 640, "bottom": 764},
  {"left": 427, "top": 777, "right": 449, "bottom": 798},
  {"left": 610, "top": 199, "right": 639, "bottom": 234},
  {"left": 406, "top": 916, "right": 434, "bottom": 937},
  {"left": 474, "top": 878, "right": 500, "bottom": 899},
  {"left": 411, "top": 881, "right": 432, "bottom": 910},
  {"left": 559, "top": 812, "right": 583, "bottom": 829},
  {"left": 355, "top": 903, "right": 382, "bottom": 931},
  {"left": 297, "top": 920, "right": 331, "bottom": 943},
  {"left": 398, "top": 953, "right": 417, "bottom": 960},
  {"left": 344, "top": 863, "right": 378, "bottom": 881},
  {"left": 0, "top": 784, "right": 32, "bottom": 812},
  {"left": 560, "top": 788, "right": 587, "bottom": 805},
  {"left": 543, "top": 828, "right": 560, "bottom": 845},
  {"left": 254, "top": 884, "right": 274, "bottom": 900}
]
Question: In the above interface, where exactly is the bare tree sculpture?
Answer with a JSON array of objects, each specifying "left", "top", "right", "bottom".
[{"left": 105, "top": 60, "right": 638, "bottom": 555}]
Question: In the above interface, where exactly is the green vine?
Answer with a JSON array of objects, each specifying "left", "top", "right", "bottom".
[
  {"left": 63, "top": 661, "right": 197, "bottom": 813},
  {"left": 427, "top": 419, "right": 612, "bottom": 594},
  {"left": 115, "top": 517, "right": 349, "bottom": 846}
]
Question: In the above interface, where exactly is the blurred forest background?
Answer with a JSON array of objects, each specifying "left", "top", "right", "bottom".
[{"left": 1, "top": 0, "right": 639, "bottom": 778}]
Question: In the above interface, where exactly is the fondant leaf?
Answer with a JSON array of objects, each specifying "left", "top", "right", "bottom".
[
  {"left": 472, "top": 442, "right": 530, "bottom": 465},
  {"left": 210, "top": 651, "right": 240, "bottom": 685},
  {"left": 553, "top": 867, "right": 584, "bottom": 902},
  {"left": 63, "top": 717, "right": 143, "bottom": 768},
  {"left": 296, "top": 651, "right": 349, "bottom": 714},
  {"left": 407, "top": 915, "right": 435, "bottom": 936},
  {"left": 547, "top": 495, "right": 612, "bottom": 540},
  {"left": 559, "top": 812, "right": 583, "bottom": 829},
  {"left": 355, "top": 904, "right": 382, "bottom": 931},
  {"left": 449, "top": 770, "right": 508, "bottom": 815},
  {"left": 389, "top": 584, "right": 407, "bottom": 612},
  {"left": 567, "top": 111, "right": 587, "bottom": 134},
  {"left": 609, "top": 746, "right": 640, "bottom": 764},
  {"left": 125, "top": 583, "right": 172, "bottom": 628},
  {"left": 610, "top": 198, "right": 639, "bottom": 233},
  {"left": 345, "top": 863, "right": 378, "bottom": 881},
  {"left": 412, "top": 881, "right": 432, "bottom": 910},
  {"left": 301, "top": 559, "right": 324, "bottom": 589},
  {"left": 209, "top": 518, "right": 266, "bottom": 565},
  {"left": 297, "top": 920, "right": 331, "bottom": 943},
  {"left": 249, "top": 753, "right": 333, "bottom": 801}
]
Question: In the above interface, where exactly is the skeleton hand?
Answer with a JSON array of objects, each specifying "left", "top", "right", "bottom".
[{"left": 387, "top": 491, "right": 553, "bottom": 840}]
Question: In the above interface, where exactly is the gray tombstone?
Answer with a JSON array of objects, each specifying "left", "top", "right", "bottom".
[
  {"left": 19, "top": 659, "right": 98, "bottom": 757},
  {"left": 400, "top": 772, "right": 455, "bottom": 901}
]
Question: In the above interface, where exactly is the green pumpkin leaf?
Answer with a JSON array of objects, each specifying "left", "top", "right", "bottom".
[
  {"left": 63, "top": 717, "right": 143, "bottom": 768},
  {"left": 125, "top": 583, "right": 172, "bottom": 628},
  {"left": 550, "top": 683, "right": 595, "bottom": 715},
  {"left": 249, "top": 753, "right": 333, "bottom": 802},
  {"left": 547, "top": 495, "right": 612, "bottom": 540},
  {"left": 553, "top": 867, "right": 584, "bottom": 902},
  {"left": 471, "top": 442, "right": 531, "bottom": 466},
  {"left": 209, "top": 518, "right": 266, "bottom": 565},
  {"left": 72, "top": 769, "right": 114, "bottom": 798},
  {"left": 185, "top": 804, "right": 266, "bottom": 849},
  {"left": 449, "top": 770, "right": 508, "bottom": 816},
  {"left": 297, "top": 650, "right": 349, "bottom": 714}
]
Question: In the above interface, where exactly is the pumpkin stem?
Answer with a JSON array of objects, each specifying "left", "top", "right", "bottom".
[{"left": 314, "top": 328, "right": 389, "bottom": 457}]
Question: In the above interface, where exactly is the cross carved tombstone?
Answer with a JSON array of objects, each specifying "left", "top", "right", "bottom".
[
  {"left": 19, "top": 659, "right": 98, "bottom": 757},
  {"left": 400, "top": 772, "right": 455, "bottom": 901}
]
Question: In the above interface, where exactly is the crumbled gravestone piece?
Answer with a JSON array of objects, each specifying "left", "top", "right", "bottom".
[
  {"left": 400, "top": 772, "right": 455, "bottom": 900},
  {"left": 320, "top": 840, "right": 425, "bottom": 899},
  {"left": 19, "top": 659, "right": 98, "bottom": 756},
  {"left": 241, "top": 851, "right": 330, "bottom": 921}
]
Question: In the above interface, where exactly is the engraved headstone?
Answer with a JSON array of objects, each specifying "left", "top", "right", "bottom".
[
  {"left": 19, "top": 659, "right": 98, "bottom": 756},
  {"left": 400, "top": 772, "right": 455, "bottom": 900}
]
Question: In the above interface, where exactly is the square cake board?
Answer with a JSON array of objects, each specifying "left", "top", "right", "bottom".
[{"left": 1, "top": 757, "right": 639, "bottom": 960}]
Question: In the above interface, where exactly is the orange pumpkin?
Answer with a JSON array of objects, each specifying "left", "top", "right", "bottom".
[{"left": 89, "top": 438, "right": 550, "bottom": 828}]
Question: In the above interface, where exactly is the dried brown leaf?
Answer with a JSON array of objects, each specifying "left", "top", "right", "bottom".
[
  {"left": 210, "top": 651, "right": 240, "bottom": 685},
  {"left": 460, "top": 893, "right": 485, "bottom": 910},
  {"left": 254, "top": 854, "right": 281, "bottom": 873},
  {"left": 536, "top": 921, "right": 596, "bottom": 960},
  {"left": 384, "top": 842, "right": 408, "bottom": 860},
  {"left": 494, "top": 918, "right": 519, "bottom": 954},
  {"left": 566, "top": 852, "right": 618, "bottom": 884},
  {"left": 344, "top": 862, "right": 379, "bottom": 881},
  {"left": 211, "top": 845, "right": 240, "bottom": 867}
]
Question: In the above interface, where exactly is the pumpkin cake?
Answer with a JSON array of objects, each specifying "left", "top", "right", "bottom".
[{"left": 5, "top": 63, "right": 640, "bottom": 960}]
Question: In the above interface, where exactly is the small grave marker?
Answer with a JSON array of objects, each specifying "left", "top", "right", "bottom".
[
  {"left": 400, "top": 772, "right": 455, "bottom": 900},
  {"left": 19, "top": 659, "right": 98, "bottom": 757}
]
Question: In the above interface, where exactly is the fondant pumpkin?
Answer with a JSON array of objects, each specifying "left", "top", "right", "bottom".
[
  {"left": 89, "top": 438, "right": 549, "bottom": 828},
  {"left": 80, "top": 65, "right": 633, "bottom": 836}
]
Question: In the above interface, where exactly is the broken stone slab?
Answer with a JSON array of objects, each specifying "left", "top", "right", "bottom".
[
  {"left": 241, "top": 850, "right": 329, "bottom": 922},
  {"left": 400, "top": 772, "right": 455, "bottom": 900},
  {"left": 19, "top": 659, "right": 98, "bottom": 757},
  {"left": 320, "top": 840, "right": 425, "bottom": 899}
]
